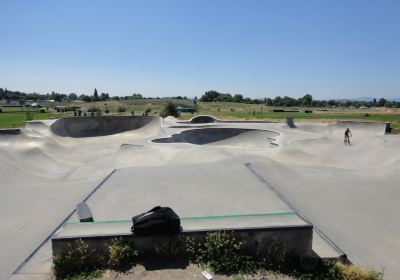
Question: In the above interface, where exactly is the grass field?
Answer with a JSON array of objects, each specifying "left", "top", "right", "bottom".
[
  {"left": 0, "top": 110, "right": 63, "bottom": 128},
  {"left": 205, "top": 111, "right": 400, "bottom": 129},
  {"left": 1, "top": 100, "right": 399, "bottom": 129},
  {"left": 192, "top": 102, "right": 400, "bottom": 129}
]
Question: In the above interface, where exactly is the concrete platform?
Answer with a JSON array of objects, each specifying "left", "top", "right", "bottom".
[
  {"left": 51, "top": 161, "right": 313, "bottom": 260},
  {"left": 68, "top": 161, "right": 305, "bottom": 227}
]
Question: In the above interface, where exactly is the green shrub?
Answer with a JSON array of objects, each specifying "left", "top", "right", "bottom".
[
  {"left": 52, "top": 239, "right": 104, "bottom": 279},
  {"left": 186, "top": 232, "right": 258, "bottom": 275},
  {"left": 88, "top": 107, "right": 101, "bottom": 114},
  {"left": 118, "top": 106, "right": 127, "bottom": 113},
  {"left": 26, "top": 111, "right": 33, "bottom": 121},
  {"left": 107, "top": 237, "right": 138, "bottom": 270},
  {"left": 258, "top": 241, "right": 286, "bottom": 271},
  {"left": 160, "top": 102, "right": 180, "bottom": 118},
  {"left": 144, "top": 107, "right": 151, "bottom": 116},
  {"left": 39, "top": 108, "right": 46, "bottom": 113}
]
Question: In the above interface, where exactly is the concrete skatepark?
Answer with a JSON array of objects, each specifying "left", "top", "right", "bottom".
[{"left": 1, "top": 116, "right": 400, "bottom": 279}]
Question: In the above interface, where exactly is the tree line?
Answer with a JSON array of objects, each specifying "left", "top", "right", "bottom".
[
  {"left": 200, "top": 90, "right": 399, "bottom": 108},
  {"left": 0, "top": 88, "right": 190, "bottom": 103},
  {"left": 1, "top": 87, "right": 399, "bottom": 108}
]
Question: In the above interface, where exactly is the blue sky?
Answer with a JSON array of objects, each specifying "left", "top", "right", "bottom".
[{"left": 0, "top": 0, "right": 399, "bottom": 99}]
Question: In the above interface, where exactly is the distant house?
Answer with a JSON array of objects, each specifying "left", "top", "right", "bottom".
[
  {"left": 55, "top": 106, "right": 68, "bottom": 112},
  {"left": 176, "top": 104, "right": 196, "bottom": 113}
]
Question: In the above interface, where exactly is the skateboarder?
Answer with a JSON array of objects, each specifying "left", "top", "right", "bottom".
[{"left": 344, "top": 128, "right": 352, "bottom": 145}]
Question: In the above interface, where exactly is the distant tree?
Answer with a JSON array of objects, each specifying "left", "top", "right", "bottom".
[
  {"left": 200, "top": 90, "right": 221, "bottom": 102},
  {"left": 160, "top": 102, "right": 180, "bottom": 118},
  {"left": 243, "top": 97, "right": 253, "bottom": 104},
  {"left": 193, "top": 96, "right": 198, "bottom": 104},
  {"left": 216, "top": 93, "right": 233, "bottom": 102},
  {"left": 373, "top": 98, "right": 377, "bottom": 104},
  {"left": 68, "top": 93, "right": 78, "bottom": 100},
  {"left": 52, "top": 92, "right": 62, "bottom": 102},
  {"left": 282, "top": 96, "right": 297, "bottom": 107},
  {"left": 0, "top": 88, "right": 4, "bottom": 99},
  {"left": 233, "top": 94, "right": 243, "bottom": 103},
  {"left": 273, "top": 96, "right": 283, "bottom": 106},
  {"left": 93, "top": 88, "right": 99, "bottom": 101},
  {"left": 79, "top": 94, "right": 91, "bottom": 102},
  {"left": 132, "top": 93, "right": 142, "bottom": 99},
  {"left": 100, "top": 93, "right": 109, "bottom": 101},
  {"left": 378, "top": 98, "right": 387, "bottom": 107},
  {"left": 328, "top": 100, "right": 336, "bottom": 107},
  {"left": 301, "top": 94, "right": 313, "bottom": 106},
  {"left": 265, "top": 98, "right": 273, "bottom": 106}
]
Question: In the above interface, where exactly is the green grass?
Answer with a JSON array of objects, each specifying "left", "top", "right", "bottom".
[
  {"left": 2, "top": 100, "right": 399, "bottom": 129},
  {"left": 0, "top": 110, "right": 63, "bottom": 128},
  {"left": 192, "top": 103, "right": 400, "bottom": 129}
]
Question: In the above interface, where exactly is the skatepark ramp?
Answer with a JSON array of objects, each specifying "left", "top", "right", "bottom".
[
  {"left": 51, "top": 116, "right": 158, "bottom": 137},
  {"left": 336, "top": 120, "right": 387, "bottom": 136},
  {"left": 152, "top": 127, "right": 278, "bottom": 147},
  {"left": 190, "top": 115, "right": 218, "bottom": 123},
  {"left": 286, "top": 117, "right": 297, "bottom": 128}
]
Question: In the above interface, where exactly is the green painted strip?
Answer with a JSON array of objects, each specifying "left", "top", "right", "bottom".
[
  {"left": 65, "top": 211, "right": 296, "bottom": 225},
  {"left": 181, "top": 212, "right": 296, "bottom": 220}
]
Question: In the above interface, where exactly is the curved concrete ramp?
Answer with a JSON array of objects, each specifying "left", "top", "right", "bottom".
[
  {"left": 336, "top": 120, "right": 387, "bottom": 135},
  {"left": 153, "top": 128, "right": 278, "bottom": 148},
  {"left": 190, "top": 115, "right": 218, "bottom": 123},
  {"left": 51, "top": 116, "right": 158, "bottom": 137}
]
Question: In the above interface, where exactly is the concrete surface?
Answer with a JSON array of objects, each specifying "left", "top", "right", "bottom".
[
  {"left": 51, "top": 116, "right": 159, "bottom": 137},
  {"left": 1, "top": 116, "right": 399, "bottom": 279}
]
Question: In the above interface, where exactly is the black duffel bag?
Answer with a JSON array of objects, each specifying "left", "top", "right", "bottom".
[{"left": 131, "top": 206, "right": 181, "bottom": 236}]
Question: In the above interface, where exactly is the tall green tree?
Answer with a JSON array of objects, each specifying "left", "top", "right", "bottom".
[{"left": 93, "top": 88, "right": 98, "bottom": 101}]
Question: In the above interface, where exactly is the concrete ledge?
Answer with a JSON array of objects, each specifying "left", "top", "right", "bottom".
[
  {"left": 52, "top": 223, "right": 313, "bottom": 260},
  {"left": 0, "top": 128, "right": 21, "bottom": 135}
]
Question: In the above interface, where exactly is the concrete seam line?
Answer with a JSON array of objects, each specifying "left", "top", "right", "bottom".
[
  {"left": 244, "top": 162, "right": 347, "bottom": 259},
  {"left": 9, "top": 169, "right": 117, "bottom": 278},
  {"left": 64, "top": 211, "right": 298, "bottom": 225}
]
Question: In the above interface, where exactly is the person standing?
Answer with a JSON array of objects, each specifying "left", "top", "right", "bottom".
[{"left": 344, "top": 128, "right": 352, "bottom": 144}]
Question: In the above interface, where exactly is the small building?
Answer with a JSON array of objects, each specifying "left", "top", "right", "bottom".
[{"left": 176, "top": 104, "right": 196, "bottom": 113}]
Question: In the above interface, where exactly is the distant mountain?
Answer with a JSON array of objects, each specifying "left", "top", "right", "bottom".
[
  {"left": 345, "top": 97, "right": 400, "bottom": 102},
  {"left": 352, "top": 97, "right": 375, "bottom": 102}
]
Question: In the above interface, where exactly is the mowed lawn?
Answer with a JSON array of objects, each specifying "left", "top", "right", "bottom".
[
  {"left": 0, "top": 110, "right": 63, "bottom": 128},
  {"left": 1, "top": 102, "right": 399, "bottom": 129},
  {"left": 187, "top": 103, "right": 400, "bottom": 129},
  {"left": 206, "top": 112, "right": 400, "bottom": 129}
]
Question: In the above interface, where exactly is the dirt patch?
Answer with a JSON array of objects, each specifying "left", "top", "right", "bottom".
[{"left": 99, "top": 264, "right": 294, "bottom": 280}]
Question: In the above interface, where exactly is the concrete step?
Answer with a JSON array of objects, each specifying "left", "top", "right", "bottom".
[{"left": 312, "top": 229, "right": 348, "bottom": 262}]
